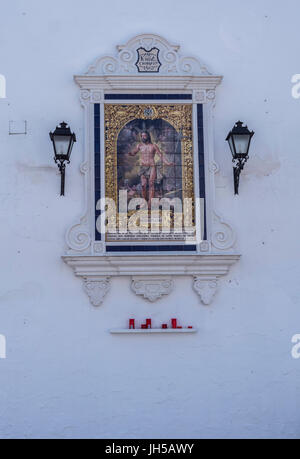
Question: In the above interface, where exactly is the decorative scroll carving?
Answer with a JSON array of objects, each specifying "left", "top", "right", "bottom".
[
  {"left": 80, "top": 162, "right": 88, "bottom": 174},
  {"left": 85, "top": 34, "right": 211, "bottom": 76},
  {"left": 66, "top": 216, "right": 91, "bottom": 253},
  {"left": 80, "top": 89, "right": 91, "bottom": 103},
  {"left": 83, "top": 278, "right": 110, "bottom": 306},
  {"left": 193, "top": 278, "right": 218, "bottom": 305},
  {"left": 209, "top": 161, "right": 220, "bottom": 174},
  {"left": 211, "top": 212, "right": 236, "bottom": 251},
  {"left": 206, "top": 90, "right": 216, "bottom": 100},
  {"left": 131, "top": 277, "right": 174, "bottom": 303}
]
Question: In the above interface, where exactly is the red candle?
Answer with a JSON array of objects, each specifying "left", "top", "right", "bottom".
[
  {"left": 162, "top": 324, "right": 168, "bottom": 329},
  {"left": 171, "top": 318, "right": 177, "bottom": 329},
  {"left": 177, "top": 326, "right": 183, "bottom": 329},
  {"left": 146, "top": 319, "right": 151, "bottom": 329},
  {"left": 129, "top": 319, "right": 135, "bottom": 329},
  {"left": 188, "top": 326, "right": 193, "bottom": 329},
  {"left": 141, "top": 324, "right": 147, "bottom": 329}
]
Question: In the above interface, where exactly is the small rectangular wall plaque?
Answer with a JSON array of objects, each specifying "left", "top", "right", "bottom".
[
  {"left": 9, "top": 120, "right": 27, "bottom": 135},
  {"left": 135, "top": 47, "right": 161, "bottom": 73}
]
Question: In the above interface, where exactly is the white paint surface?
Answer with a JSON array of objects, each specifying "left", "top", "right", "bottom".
[{"left": 0, "top": 0, "right": 300, "bottom": 439}]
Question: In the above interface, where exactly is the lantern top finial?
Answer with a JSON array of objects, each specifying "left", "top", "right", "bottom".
[
  {"left": 226, "top": 121, "right": 254, "bottom": 140},
  {"left": 50, "top": 122, "right": 76, "bottom": 139}
]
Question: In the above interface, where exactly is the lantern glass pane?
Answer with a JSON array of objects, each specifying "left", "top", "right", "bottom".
[
  {"left": 233, "top": 134, "right": 250, "bottom": 155},
  {"left": 68, "top": 138, "right": 74, "bottom": 159},
  {"left": 53, "top": 135, "right": 70, "bottom": 157},
  {"left": 228, "top": 136, "right": 235, "bottom": 156}
]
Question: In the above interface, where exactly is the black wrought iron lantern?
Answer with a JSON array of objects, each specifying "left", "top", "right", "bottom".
[
  {"left": 226, "top": 121, "right": 254, "bottom": 195},
  {"left": 49, "top": 122, "right": 76, "bottom": 196}
]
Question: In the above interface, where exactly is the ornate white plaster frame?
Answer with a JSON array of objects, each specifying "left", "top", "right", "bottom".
[{"left": 63, "top": 34, "right": 240, "bottom": 306}]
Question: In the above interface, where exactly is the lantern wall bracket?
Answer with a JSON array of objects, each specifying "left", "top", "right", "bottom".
[
  {"left": 233, "top": 156, "right": 248, "bottom": 195},
  {"left": 54, "top": 158, "right": 69, "bottom": 196}
]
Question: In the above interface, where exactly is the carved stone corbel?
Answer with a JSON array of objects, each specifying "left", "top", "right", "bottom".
[
  {"left": 83, "top": 278, "right": 110, "bottom": 306},
  {"left": 211, "top": 211, "right": 236, "bottom": 251},
  {"left": 131, "top": 276, "right": 174, "bottom": 303},
  {"left": 193, "top": 277, "right": 218, "bottom": 305}
]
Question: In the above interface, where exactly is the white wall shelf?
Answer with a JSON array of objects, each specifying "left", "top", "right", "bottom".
[{"left": 109, "top": 328, "right": 197, "bottom": 334}]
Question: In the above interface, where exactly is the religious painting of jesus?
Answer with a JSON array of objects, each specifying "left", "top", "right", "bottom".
[
  {"left": 104, "top": 104, "right": 195, "bottom": 242},
  {"left": 117, "top": 119, "right": 180, "bottom": 207}
]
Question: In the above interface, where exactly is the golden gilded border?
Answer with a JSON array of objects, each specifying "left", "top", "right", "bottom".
[
  {"left": 105, "top": 104, "right": 194, "bottom": 200},
  {"left": 104, "top": 104, "right": 195, "bottom": 240}
]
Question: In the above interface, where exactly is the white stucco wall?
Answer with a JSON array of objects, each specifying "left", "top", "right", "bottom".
[{"left": 0, "top": 0, "right": 300, "bottom": 439}]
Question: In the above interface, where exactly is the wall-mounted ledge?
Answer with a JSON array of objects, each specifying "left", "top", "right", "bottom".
[
  {"left": 74, "top": 75, "right": 223, "bottom": 91},
  {"left": 62, "top": 254, "right": 240, "bottom": 276},
  {"left": 110, "top": 328, "right": 198, "bottom": 334},
  {"left": 62, "top": 254, "right": 240, "bottom": 306}
]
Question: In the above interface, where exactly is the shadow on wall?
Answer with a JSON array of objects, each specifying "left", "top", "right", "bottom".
[{"left": 242, "top": 154, "right": 281, "bottom": 178}]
